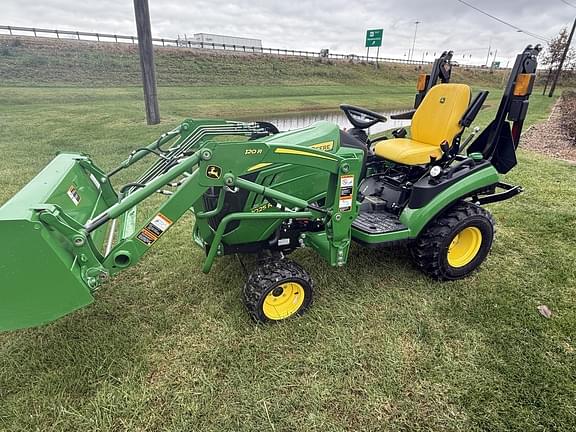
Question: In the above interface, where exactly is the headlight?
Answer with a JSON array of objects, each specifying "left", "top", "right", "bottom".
[{"left": 430, "top": 165, "right": 442, "bottom": 178}]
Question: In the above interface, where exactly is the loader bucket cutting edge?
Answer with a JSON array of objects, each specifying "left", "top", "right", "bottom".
[{"left": 0, "top": 153, "right": 115, "bottom": 332}]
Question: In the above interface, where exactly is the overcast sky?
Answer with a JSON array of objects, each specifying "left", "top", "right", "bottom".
[{"left": 2, "top": 0, "right": 575, "bottom": 65}]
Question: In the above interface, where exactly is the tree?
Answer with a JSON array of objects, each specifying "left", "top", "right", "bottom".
[
  {"left": 542, "top": 24, "right": 576, "bottom": 96},
  {"left": 542, "top": 27, "right": 576, "bottom": 70}
]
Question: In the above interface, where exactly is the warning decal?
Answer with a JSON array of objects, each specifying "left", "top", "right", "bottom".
[
  {"left": 339, "top": 197, "right": 353, "bottom": 212},
  {"left": 67, "top": 186, "right": 81, "bottom": 206},
  {"left": 137, "top": 229, "right": 157, "bottom": 245},
  {"left": 137, "top": 213, "right": 173, "bottom": 246},
  {"left": 340, "top": 175, "right": 354, "bottom": 196},
  {"left": 339, "top": 175, "right": 354, "bottom": 212}
]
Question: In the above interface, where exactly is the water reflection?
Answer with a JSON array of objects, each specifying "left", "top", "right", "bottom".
[{"left": 248, "top": 109, "right": 411, "bottom": 134}]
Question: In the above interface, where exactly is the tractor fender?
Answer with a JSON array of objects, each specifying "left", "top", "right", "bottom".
[{"left": 399, "top": 165, "right": 500, "bottom": 238}]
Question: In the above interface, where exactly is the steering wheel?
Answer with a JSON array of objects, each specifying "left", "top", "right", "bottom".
[{"left": 339, "top": 104, "right": 387, "bottom": 129}]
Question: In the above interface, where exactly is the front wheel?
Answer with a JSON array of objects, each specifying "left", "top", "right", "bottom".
[
  {"left": 411, "top": 202, "right": 495, "bottom": 280},
  {"left": 243, "top": 260, "right": 313, "bottom": 323}
]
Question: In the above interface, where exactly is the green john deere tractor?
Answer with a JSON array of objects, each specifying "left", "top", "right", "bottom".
[{"left": 0, "top": 45, "right": 541, "bottom": 330}]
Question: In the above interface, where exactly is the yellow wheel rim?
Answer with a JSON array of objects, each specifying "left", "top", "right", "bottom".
[
  {"left": 262, "top": 282, "right": 305, "bottom": 320},
  {"left": 447, "top": 226, "right": 483, "bottom": 268}
]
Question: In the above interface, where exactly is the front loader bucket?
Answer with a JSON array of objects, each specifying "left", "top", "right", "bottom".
[{"left": 0, "top": 153, "right": 116, "bottom": 332}]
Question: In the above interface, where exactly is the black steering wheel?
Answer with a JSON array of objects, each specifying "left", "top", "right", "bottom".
[{"left": 340, "top": 104, "right": 387, "bottom": 129}]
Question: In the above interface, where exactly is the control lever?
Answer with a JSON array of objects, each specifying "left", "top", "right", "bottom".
[
  {"left": 461, "top": 127, "right": 481, "bottom": 153},
  {"left": 440, "top": 140, "right": 450, "bottom": 155},
  {"left": 390, "top": 110, "right": 416, "bottom": 120}
]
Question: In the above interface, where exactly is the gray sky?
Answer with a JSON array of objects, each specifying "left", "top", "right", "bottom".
[{"left": 2, "top": 0, "right": 574, "bottom": 65}]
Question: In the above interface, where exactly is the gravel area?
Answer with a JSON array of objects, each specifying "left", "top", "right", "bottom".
[{"left": 521, "top": 94, "right": 576, "bottom": 164}]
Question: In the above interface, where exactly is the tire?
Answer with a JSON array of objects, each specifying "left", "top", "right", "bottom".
[
  {"left": 411, "top": 201, "right": 495, "bottom": 280},
  {"left": 243, "top": 260, "right": 313, "bottom": 323}
]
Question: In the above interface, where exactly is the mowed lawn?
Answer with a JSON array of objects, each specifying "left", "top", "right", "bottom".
[{"left": 0, "top": 85, "right": 574, "bottom": 431}]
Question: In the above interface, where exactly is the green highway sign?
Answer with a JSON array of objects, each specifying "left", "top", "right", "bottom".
[{"left": 365, "top": 29, "right": 383, "bottom": 47}]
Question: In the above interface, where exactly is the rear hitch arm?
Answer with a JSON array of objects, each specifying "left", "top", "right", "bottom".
[{"left": 474, "top": 182, "right": 523, "bottom": 204}]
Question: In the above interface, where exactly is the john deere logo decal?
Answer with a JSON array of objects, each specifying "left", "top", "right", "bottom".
[
  {"left": 206, "top": 165, "right": 222, "bottom": 179},
  {"left": 439, "top": 96, "right": 446, "bottom": 104},
  {"left": 311, "top": 141, "right": 334, "bottom": 152}
]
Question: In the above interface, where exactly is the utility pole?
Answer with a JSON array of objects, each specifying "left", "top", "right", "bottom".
[
  {"left": 485, "top": 38, "right": 492, "bottom": 66},
  {"left": 409, "top": 21, "right": 420, "bottom": 62},
  {"left": 549, "top": 16, "right": 576, "bottom": 97},
  {"left": 543, "top": 68, "right": 553, "bottom": 95},
  {"left": 133, "top": 0, "right": 160, "bottom": 124},
  {"left": 489, "top": 48, "right": 498, "bottom": 70}
]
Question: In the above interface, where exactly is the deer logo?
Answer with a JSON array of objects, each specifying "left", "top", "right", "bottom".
[{"left": 206, "top": 165, "right": 222, "bottom": 179}]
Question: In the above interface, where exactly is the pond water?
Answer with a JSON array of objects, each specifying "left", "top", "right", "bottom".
[{"left": 247, "top": 108, "right": 411, "bottom": 134}]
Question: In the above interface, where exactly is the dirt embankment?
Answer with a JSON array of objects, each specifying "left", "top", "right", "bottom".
[{"left": 521, "top": 92, "right": 576, "bottom": 163}]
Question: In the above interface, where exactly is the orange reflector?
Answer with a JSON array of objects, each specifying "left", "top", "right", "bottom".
[
  {"left": 416, "top": 73, "right": 428, "bottom": 91},
  {"left": 513, "top": 73, "right": 535, "bottom": 96}
]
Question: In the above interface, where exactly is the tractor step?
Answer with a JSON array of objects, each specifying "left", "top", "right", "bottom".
[{"left": 352, "top": 211, "right": 406, "bottom": 234}]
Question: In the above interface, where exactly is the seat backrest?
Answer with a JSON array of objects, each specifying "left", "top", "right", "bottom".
[{"left": 411, "top": 83, "right": 471, "bottom": 147}]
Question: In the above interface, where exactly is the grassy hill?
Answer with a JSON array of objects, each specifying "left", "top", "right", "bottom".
[
  {"left": 0, "top": 34, "right": 545, "bottom": 120},
  {"left": 0, "top": 35, "right": 514, "bottom": 88}
]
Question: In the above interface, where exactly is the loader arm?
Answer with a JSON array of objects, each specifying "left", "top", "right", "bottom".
[{"left": 0, "top": 120, "right": 362, "bottom": 331}]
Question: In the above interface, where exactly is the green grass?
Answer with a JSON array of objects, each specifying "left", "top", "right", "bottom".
[
  {"left": 0, "top": 83, "right": 575, "bottom": 432},
  {"left": 0, "top": 35, "right": 519, "bottom": 89}
]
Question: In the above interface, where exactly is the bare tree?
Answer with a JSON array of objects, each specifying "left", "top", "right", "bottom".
[
  {"left": 542, "top": 26, "right": 576, "bottom": 95},
  {"left": 543, "top": 27, "right": 576, "bottom": 69}
]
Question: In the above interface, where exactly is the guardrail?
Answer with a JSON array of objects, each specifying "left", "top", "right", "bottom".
[{"left": 0, "top": 24, "right": 490, "bottom": 68}]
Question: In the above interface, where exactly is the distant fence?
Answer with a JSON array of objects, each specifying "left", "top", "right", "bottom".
[{"left": 0, "top": 24, "right": 490, "bottom": 69}]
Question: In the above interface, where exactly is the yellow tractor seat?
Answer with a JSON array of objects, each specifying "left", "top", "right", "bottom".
[
  {"left": 374, "top": 83, "right": 472, "bottom": 165},
  {"left": 374, "top": 138, "right": 443, "bottom": 165}
]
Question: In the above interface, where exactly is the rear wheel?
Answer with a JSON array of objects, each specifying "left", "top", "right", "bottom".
[
  {"left": 411, "top": 201, "right": 495, "bottom": 280},
  {"left": 243, "top": 260, "right": 313, "bottom": 323}
]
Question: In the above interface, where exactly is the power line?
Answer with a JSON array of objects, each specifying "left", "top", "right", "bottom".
[
  {"left": 560, "top": 0, "right": 576, "bottom": 9},
  {"left": 455, "top": 0, "right": 550, "bottom": 42}
]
